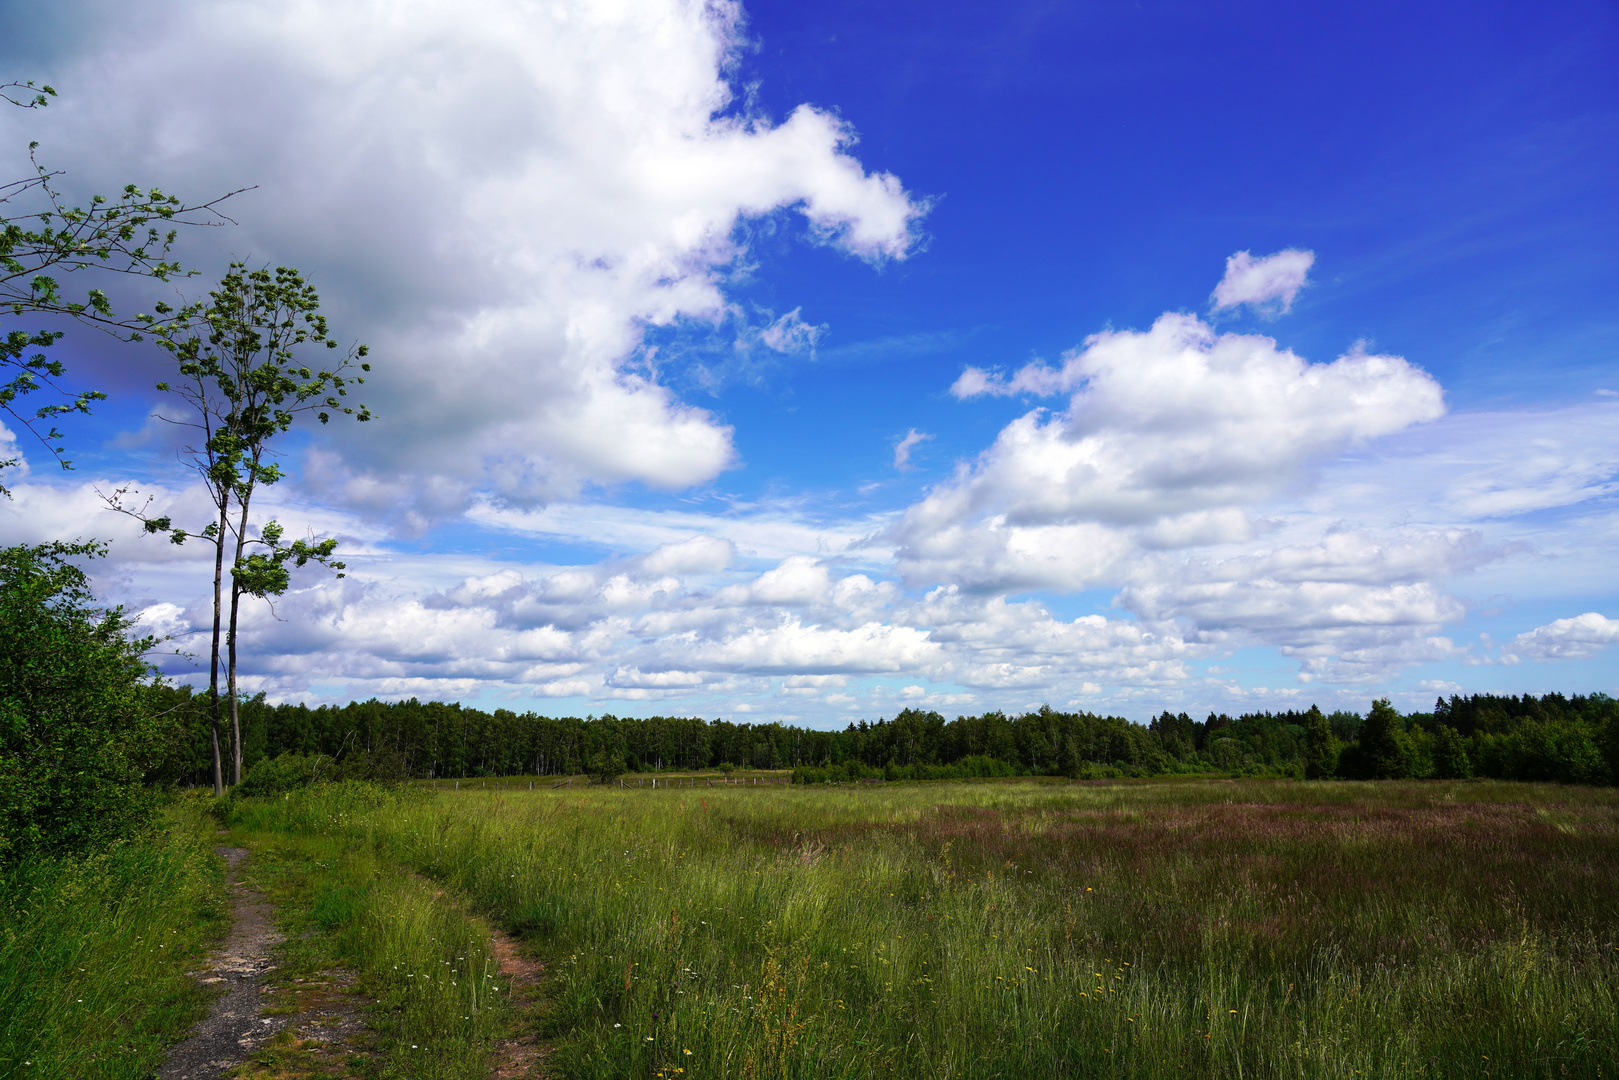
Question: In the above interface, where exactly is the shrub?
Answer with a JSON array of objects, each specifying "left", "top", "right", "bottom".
[
  {"left": 0, "top": 543, "right": 176, "bottom": 863},
  {"left": 332, "top": 747, "right": 409, "bottom": 786},
  {"left": 235, "top": 751, "right": 322, "bottom": 796},
  {"left": 589, "top": 751, "right": 626, "bottom": 784}
]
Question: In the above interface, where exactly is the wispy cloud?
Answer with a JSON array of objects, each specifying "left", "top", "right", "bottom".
[
  {"left": 892, "top": 429, "right": 932, "bottom": 470},
  {"left": 1212, "top": 249, "right": 1315, "bottom": 315}
]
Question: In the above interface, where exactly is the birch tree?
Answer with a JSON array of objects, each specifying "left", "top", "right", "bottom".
[{"left": 106, "top": 264, "right": 369, "bottom": 793}]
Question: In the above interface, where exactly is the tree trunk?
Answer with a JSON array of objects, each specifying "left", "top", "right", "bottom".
[
  {"left": 227, "top": 581, "right": 243, "bottom": 786},
  {"left": 226, "top": 480, "right": 255, "bottom": 787},
  {"left": 208, "top": 499, "right": 230, "bottom": 797}
]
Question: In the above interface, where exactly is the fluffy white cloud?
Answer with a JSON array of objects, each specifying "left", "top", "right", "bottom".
[
  {"left": 5, "top": 0, "right": 1612, "bottom": 723},
  {"left": 2, "top": 0, "right": 923, "bottom": 523},
  {"left": 914, "top": 311, "right": 1444, "bottom": 590},
  {"left": 640, "top": 536, "right": 735, "bottom": 577},
  {"left": 1507, "top": 613, "right": 1619, "bottom": 661},
  {"left": 11, "top": 427, "right": 1607, "bottom": 714},
  {"left": 126, "top": 550, "right": 932, "bottom": 700},
  {"left": 909, "top": 587, "right": 1203, "bottom": 689},
  {"left": 677, "top": 620, "right": 938, "bottom": 675},
  {"left": 13, "top": 293, "right": 1610, "bottom": 710},
  {"left": 72, "top": 377, "right": 1604, "bottom": 704},
  {"left": 1211, "top": 249, "right": 1315, "bottom": 314},
  {"left": 880, "top": 261, "right": 1539, "bottom": 689},
  {"left": 1117, "top": 528, "right": 1496, "bottom": 682}
]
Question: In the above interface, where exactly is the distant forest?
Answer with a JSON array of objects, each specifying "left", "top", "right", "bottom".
[{"left": 148, "top": 687, "right": 1619, "bottom": 788}]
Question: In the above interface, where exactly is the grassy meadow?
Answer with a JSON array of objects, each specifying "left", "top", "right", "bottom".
[
  {"left": 0, "top": 794, "right": 229, "bottom": 1080},
  {"left": 221, "top": 813, "right": 519, "bottom": 1080},
  {"left": 216, "top": 776, "right": 1619, "bottom": 1080}
]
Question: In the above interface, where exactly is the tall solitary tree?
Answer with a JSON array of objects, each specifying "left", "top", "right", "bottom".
[{"left": 105, "top": 264, "right": 370, "bottom": 794}]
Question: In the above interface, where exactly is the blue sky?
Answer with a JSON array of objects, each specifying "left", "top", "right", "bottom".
[{"left": 2, "top": 0, "right": 1616, "bottom": 724}]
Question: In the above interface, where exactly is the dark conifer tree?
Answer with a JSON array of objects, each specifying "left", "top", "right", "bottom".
[
  {"left": 1354, "top": 699, "right": 1413, "bottom": 779},
  {"left": 1303, "top": 705, "right": 1338, "bottom": 779}
]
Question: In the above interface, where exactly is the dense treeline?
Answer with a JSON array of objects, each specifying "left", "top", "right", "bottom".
[
  {"left": 142, "top": 684, "right": 1619, "bottom": 789},
  {"left": 7, "top": 524, "right": 1613, "bottom": 867}
]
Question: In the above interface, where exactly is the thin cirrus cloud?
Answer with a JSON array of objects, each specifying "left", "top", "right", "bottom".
[{"left": 0, "top": 0, "right": 926, "bottom": 527}]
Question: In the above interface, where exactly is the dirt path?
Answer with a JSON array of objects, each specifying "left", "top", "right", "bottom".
[
  {"left": 158, "top": 846, "right": 286, "bottom": 1079},
  {"left": 487, "top": 925, "right": 549, "bottom": 1078},
  {"left": 420, "top": 877, "right": 551, "bottom": 1078},
  {"left": 160, "top": 851, "right": 550, "bottom": 1079}
]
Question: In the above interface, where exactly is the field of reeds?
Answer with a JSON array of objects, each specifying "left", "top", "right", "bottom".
[{"left": 212, "top": 776, "right": 1619, "bottom": 1080}]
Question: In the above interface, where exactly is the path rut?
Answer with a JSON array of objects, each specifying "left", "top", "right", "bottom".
[
  {"left": 158, "top": 846, "right": 286, "bottom": 1079},
  {"left": 488, "top": 925, "right": 549, "bottom": 1078}
]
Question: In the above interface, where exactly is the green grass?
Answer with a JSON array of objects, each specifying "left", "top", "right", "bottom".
[
  {"left": 231, "top": 779, "right": 1619, "bottom": 1078},
  {"left": 0, "top": 793, "right": 229, "bottom": 1080},
  {"left": 223, "top": 783, "right": 517, "bottom": 1080}
]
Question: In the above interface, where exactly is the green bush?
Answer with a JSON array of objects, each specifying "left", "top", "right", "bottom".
[
  {"left": 0, "top": 543, "right": 177, "bottom": 863},
  {"left": 235, "top": 750, "right": 323, "bottom": 796},
  {"left": 588, "top": 750, "right": 626, "bottom": 784},
  {"left": 1434, "top": 725, "right": 1473, "bottom": 779},
  {"left": 330, "top": 746, "right": 409, "bottom": 785}
]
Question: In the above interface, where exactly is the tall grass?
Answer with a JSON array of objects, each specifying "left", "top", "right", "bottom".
[
  {"left": 226, "top": 783, "right": 515, "bottom": 1080},
  {"left": 234, "top": 779, "right": 1619, "bottom": 1079},
  {"left": 0, "top": 794, "right": 227, "bottom": 1080}
]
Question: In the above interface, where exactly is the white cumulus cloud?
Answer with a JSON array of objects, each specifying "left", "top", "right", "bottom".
[
  {"left": 1507, "top": 613, "right": 1619, "bottom": 661},
  {"left": 906, "top": 311, "right": 1445, "bottom": 591},
  {"left": 1, "top": 0, "right": 924, "bottom": 524}
]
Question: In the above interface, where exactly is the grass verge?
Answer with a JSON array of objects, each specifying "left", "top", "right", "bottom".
[{"left": 0, "top": 792, "right": 229, "bottom": 1080}]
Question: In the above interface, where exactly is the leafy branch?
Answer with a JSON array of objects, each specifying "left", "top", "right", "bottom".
[{"left": 1, "top": 79, "right": 249, "bottom": 490}]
